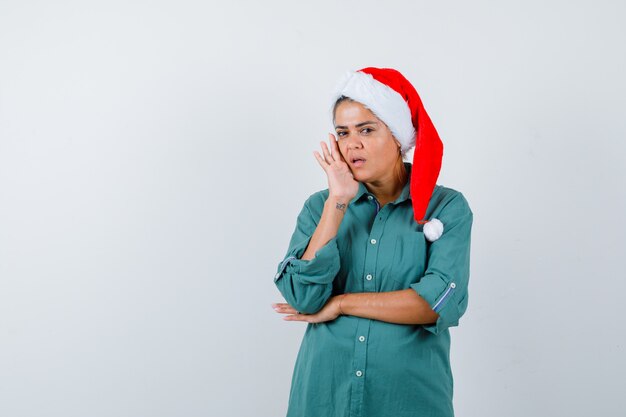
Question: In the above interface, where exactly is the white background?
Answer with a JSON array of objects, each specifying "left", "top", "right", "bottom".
[{"left": 1, "top": 1, "right": 625, "bottom": 416}]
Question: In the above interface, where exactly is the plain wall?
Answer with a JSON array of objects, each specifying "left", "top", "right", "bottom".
[{"left": 1, "top": 1, "right": 625, "bottom": 416}]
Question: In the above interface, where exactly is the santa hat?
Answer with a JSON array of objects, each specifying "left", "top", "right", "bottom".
[{"left": 332, "top": 67, "right": 444, "bottom": 242}]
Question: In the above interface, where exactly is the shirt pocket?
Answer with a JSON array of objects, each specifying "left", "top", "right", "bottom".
[{"left": 386, "top": 230, "right": 428, "bottom": 291}]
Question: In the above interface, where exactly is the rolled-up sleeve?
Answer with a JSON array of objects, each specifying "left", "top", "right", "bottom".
[
  {"left": 274, "top": 196, "right": 341, "bottom": 314},
  {"left": 410, "top": 192, "right": 473, "bottom": 335}
]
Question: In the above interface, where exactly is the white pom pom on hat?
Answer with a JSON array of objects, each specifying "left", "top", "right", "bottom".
[{"left": 423, "top": 218, "right": 444, "bottom": 242}]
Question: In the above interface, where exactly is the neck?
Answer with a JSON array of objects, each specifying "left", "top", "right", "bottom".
[{"left": 365, "top": 158, "right": 408, "bottom": 206}]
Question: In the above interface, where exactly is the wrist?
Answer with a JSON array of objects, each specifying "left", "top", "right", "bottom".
[
  {"left": 325, "top": 197, "right": 350, "bottom": 212},
  {"left": 337, "top": 294, "right": 347, "bottom": 316}
]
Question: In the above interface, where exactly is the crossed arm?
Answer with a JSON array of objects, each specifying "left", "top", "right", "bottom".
[{"left": 272, "top": 288, "right": 439, "bottom": 325}]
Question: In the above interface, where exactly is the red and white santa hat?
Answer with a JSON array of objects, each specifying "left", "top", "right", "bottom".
[{"left": 332, "top": 67, "right": 445, "bottom": 242}]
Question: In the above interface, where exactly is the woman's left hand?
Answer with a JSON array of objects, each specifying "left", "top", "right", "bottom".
[{"left": 272, "top": 296, "right": 343, "bottom": 323}]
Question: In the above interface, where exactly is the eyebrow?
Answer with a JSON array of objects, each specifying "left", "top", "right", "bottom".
[{"left": 335, "top": 121, "right": 379, "bottom": 130}]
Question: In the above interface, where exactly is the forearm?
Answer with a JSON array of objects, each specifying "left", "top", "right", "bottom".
[
  {"left": 338, "top": 289, "right": 439, "bottom": 325},
  {"left": 301, "top": 196, "right": 350, "bottom": 261}
]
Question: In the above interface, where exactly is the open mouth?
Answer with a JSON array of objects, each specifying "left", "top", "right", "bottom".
[{"left": 351, "top": 158, "right": 366, "bottom": 166}]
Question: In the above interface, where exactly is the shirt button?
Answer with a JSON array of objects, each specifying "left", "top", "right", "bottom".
[
  {"left": 356, "top": 370, "right": 363, "bottom": 377},
  {"left": 450, "top": 282, "right": 456, "bottom": 288},
  {"left": 275, "top": 273, "right": 280, "bottom": 279},
  {"left": 359, "top": 336, "right": 365, "bottom": 342},
  {"left": 370, "top": 238, "right": 377, "bottom": 244},
  {"left": 366, "top": 274, "right": 373, "bottom": 281},
  {"left": 367, "top": 195, "right": 373, "bottom": 200}
]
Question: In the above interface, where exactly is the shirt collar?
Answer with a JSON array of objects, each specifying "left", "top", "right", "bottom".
[{"left": 349, "top": 162, "right": 413, "bottom": 205}]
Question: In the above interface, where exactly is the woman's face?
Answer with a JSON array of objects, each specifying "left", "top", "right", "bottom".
[{"left": 334, "top": 100, "right": 402, "bottom": 183}]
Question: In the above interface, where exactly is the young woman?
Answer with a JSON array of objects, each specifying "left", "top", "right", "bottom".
[{"left": 272, "top": 67, "right": 473, "bottom": 417}]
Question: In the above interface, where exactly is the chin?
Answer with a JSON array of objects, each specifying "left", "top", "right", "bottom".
[{"left": 352, "top": 170, "right": 369, "bottom": 183}]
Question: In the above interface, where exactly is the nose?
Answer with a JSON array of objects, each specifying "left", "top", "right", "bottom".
[{"left": 345, "top": 132, "right": 363, "bottom": 149}]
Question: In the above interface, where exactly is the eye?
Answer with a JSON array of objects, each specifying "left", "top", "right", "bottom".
[
  {"left": 336, "top": 130, "right": 347, "bottom": 138},
  {"left": 361, "top": 127, "right": 373, "bottom": 134}
]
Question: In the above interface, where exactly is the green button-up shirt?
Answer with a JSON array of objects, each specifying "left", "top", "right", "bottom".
[{"left": 274, "top": 162, "right": 473, "bottom": 417}]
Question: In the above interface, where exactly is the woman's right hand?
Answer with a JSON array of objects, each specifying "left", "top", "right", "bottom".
[{"left": 313, "top": 133, "right": 359, "bottom": 203}]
